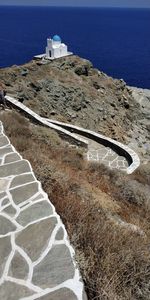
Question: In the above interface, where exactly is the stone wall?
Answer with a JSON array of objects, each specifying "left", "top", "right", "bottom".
[
  {"left": 44, "top": 119, "right": 140, "bottom": 174},
  {"left": 6, "top": 96, "right": 88, "bottom": 149}
]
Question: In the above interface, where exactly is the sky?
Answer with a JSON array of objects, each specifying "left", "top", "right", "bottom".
[{"left": 0, "top": 0, "right": 150, "bottom": 7}]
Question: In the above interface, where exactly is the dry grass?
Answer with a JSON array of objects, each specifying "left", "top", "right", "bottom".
[{"left": 1, "top": 110, "right": 150, "bottom": 300}]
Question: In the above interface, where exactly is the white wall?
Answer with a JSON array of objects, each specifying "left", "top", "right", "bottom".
[{"left": 46, "top": 39, "right": 69, "bottom": 58}]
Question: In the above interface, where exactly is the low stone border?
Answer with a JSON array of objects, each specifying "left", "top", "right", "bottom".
[
  {"left": 6, "top": 96, "right": 88, "bottom": 149},
  {"left": 44, "top": 119, "right": 140, "bottom": 174},
  {"left": 5, "top": 96, "right": 140, "bottom": 174}
]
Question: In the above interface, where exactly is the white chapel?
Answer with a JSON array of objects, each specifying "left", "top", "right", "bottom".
[
  {"left": 34, "top": 35, "right": 73, "bottom": 60},
  {"left": 45, "top": 35, "right": 72, "bottom": 59}
]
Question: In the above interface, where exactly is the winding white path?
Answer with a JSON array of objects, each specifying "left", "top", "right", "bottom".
[{"left": 6, "top": 96, "right": 140, "bottom": 174}]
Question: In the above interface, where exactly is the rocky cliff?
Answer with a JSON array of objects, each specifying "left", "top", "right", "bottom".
[{"left": 0, "top": 55, "right": 149, "bottom": 163}]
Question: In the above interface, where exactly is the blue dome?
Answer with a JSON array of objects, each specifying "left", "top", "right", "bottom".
[{"left": 52, "top": 35, "right": 61, "bottom": 42}]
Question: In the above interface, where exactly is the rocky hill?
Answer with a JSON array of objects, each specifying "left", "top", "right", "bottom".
[
  {"left": 0, "top": 55, "right": 149, "bottom": 163},
  {"left": 0, "top": 55, "right": 150, "bottom": 300}
]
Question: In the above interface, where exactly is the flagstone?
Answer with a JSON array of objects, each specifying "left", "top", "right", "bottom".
[
  {"left": 16, "top": 200, "right": 53, "bottom": 226},
  {"left": 8, "top": 251, "right": 29, "bottom": 279},
  {"left": 0, "top": 160, "right": 31, "bottom": 177},
  {"left": 10, "top": 174, "right": 35, "bottom": 189},
  {"left": 16, "top": 217, "right": 57, "bottom": 261},
  {"left": 4, "top": 153, "right": 21, "bottom": 164},
  {"left": 32, "top": 244, "right": 74, "bottom": 288},
  {"left": 10, "top": 182, "right": 39, "bottom": 205}
]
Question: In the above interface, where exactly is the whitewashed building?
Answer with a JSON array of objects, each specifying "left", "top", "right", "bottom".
[
  {"left": 46, "top": 35, "right": 71, "bottom": 59},
  {"left": 34, "top": 35, "right": 73, "bottom": 60}
]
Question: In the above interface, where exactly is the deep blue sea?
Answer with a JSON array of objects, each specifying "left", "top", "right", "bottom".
[{"left": 0, "top": 6, "right": 150, "bottom": 88}]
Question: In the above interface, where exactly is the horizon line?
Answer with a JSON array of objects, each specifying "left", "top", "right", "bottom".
[{"left": 0, "top": 4, "right": 150, "bottom": 8}]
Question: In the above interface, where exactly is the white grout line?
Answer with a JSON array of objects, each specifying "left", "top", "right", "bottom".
[{"left": 5, "top": 276, "right": 43, "bottom": 294}]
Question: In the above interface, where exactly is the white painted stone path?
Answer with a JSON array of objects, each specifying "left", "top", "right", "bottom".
[
  {"left": 0, "top": 121, "right": 86, "bottom": 300},
  {"left": 5, "top": 96, "right": 140, "bottom": 174}
]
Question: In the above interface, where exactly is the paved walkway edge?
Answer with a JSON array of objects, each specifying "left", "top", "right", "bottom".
[
  {"left": 6, "top": 96, "right": 88, "bottom": 149},
  {"left": 0, "top": 121, "right": 87, "bottom": 300}
]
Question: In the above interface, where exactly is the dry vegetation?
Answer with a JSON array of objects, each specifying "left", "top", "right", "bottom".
[{"left": 1, "top": 110, "right": 150, "bottom": 300}]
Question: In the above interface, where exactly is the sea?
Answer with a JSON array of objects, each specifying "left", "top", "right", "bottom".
[{"left": 0, "top": 6, "right": 150, "bottom": 88}]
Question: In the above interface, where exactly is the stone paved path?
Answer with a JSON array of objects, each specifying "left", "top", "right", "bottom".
[
  {"left": 0, "top": 121, "right": 86, "bottom": 300},
  {"left": 75, "top": 134, "right": 129, "bottom": 171}
]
